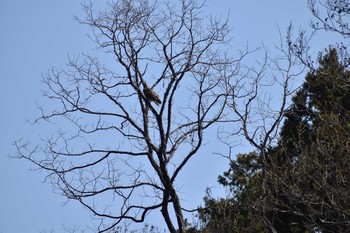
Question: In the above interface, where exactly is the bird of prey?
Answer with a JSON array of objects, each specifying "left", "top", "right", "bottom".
[{"left": 143, "top": 84, "right": 161, "bottom": 106}]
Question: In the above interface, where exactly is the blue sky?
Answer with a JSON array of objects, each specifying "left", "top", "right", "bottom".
[{"left": 0, "top": 1, "right": 340, "bottom": 232}]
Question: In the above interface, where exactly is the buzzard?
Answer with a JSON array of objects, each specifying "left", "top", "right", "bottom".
[{"left": 143, "top": 84, "right": 161, "bottom": 106}]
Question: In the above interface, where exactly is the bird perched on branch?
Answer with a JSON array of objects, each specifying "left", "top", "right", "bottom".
[{"left": 143, "top": 84, "right": 161, "bottom": 106}]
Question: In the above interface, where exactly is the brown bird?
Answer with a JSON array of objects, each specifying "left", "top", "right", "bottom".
[{"left": 143, "top": 84, "right": 161, "bottom": 106}]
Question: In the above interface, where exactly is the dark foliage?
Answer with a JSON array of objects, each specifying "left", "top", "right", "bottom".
[{"left": 196, "top": 48, "right": 350, "bottom": 233}]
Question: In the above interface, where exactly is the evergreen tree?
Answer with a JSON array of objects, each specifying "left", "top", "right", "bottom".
[
  {"left": 196, "top": 48, "right": 350, "bottom": 232},
  {"left": 270, "top": 48, "right": 350, "bottom": 232}
]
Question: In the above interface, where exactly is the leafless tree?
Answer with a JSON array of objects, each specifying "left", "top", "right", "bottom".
[
  {"left": 309, "top": 0, "right": 350, "bottom": 37},
  {"left": 288, "top": 0, "right": 350, "bottom": 70},
  {"left": 222, "top": 38, "right": 305, "bottom": 232},
  {"left": 14, "top": 0, "right": 245, "bottom": 232}
]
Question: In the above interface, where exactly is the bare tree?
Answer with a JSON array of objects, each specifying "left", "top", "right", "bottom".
[
  {"left": 14, "top": 0, "right": 244, "bottom": 232},
  {"left": 288, "top": 0, "right": 350, "bottom": 70},
  {"left": 222, "top": 38, "right": 305, "bottom": 232},
  {"left": 308, "top": 0, "right": 350, "bottom": 37}
]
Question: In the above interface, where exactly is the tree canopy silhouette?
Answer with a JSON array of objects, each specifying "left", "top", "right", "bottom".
[
  {"left": 195, "top": 48, "right": 350, "bottom": 233},
  {"left": 14, "top": 0, "right": 244, "bottom": 232}
]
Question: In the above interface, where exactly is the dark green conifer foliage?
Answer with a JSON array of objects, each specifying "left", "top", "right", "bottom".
[{"left": 196, "top": 48, "right": 350, "bottom": 233}]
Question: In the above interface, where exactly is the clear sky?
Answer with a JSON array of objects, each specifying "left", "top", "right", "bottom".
[{"left": 0, "top": 0, "right": 341, "bottom": 232}]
